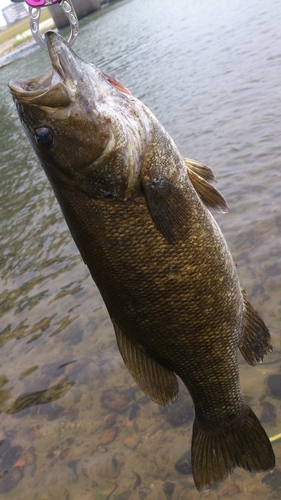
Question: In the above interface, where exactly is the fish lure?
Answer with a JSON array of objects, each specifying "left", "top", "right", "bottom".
[{"left": 25, "top": 0, "right": 78, "bottom": 50}]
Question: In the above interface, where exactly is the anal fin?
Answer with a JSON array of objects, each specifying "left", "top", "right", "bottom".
[
  {"left": 239, "top": 290, "right": 273, "bottom": 366},
  {"left": 113, "top": 320, "right": 178, "bottom": 406}
]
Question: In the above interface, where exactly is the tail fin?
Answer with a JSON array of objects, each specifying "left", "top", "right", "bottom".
[{"left": 191, "top": 406, "right": 275, "bottom": 491}]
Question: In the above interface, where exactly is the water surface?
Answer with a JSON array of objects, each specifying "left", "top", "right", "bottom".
[{"left": 0, "top": 0, "right": 281, "bottom": 498}]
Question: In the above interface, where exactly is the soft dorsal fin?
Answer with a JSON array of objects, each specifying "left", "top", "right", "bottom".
[
  {"left": 184, "top": 158, "right": 215, "bottom": 182},
  {"left": 184, "top": 158, "right": 229, "bottom": 213},
  {"left": 239, "top": 290, "right": 273, "bottom": 365},
  {"left": 113, "top": 320, "right": 178, "bottom": 406}
]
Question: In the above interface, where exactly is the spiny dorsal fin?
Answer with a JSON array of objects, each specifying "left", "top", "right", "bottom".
[
  {"left": 184, "top": 158, "right": 215, "bottom": 182},
  {"left": 239, "top": 290, "right": 273, "bottom": 366},
  {"left": 184, "top": 159, "right": 229, "bottom": 213},
  {"left": 113, "top": 320, "right": 178, "bottom": 406},
  {"left": 102, "top": 72, "right": 132, "bottom": 95}
]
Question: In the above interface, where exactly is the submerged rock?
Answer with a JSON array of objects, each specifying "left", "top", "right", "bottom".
[
  {"left": 138, "top": 492, "right": 148, "bottom": 500},
  {"left": 64, "top": 407, "right": 79, "bottom": 422},
  {"left": 132, "top": 471, "right": 142, "bottom": 490},
  {"left": 0, "top": 439, "right": 11, "bottom": 460},
  {"left": 260, "top": 401, "right": 277, "bottom": 425},
  {"left": 100, "top": 389, "right": 132, "bottom": 413},
  {"left": 220, "top": 483, "right": 239, "bottom": 496},
  {"left": 174, "top": 451, "right": 192, "bottom": 475},
  {"left": 166, "top": 396, "right": 193, "bottom": 427},
  {"left": 267, "top": 374, "right": 281, "bottom": 399},
  {"left": 2, "top": 445, "right": 22, "bottom": 469},
  {"left": 162, "top": 481, "right": 175, "bottom": 499},
  {"left": 100, "top": 427, "right": 118, "bottom": 446},
  {"left": 128, "top": 404, "right": 140, "bottom": 421},
  {"left": 123, "top": 434, "right": 141, "bottom": 450},
  {"left": 47, "top": 406, "right": 64, "bottom": 421},
  {"left": 103, "top": 413, "right": 116, "bottom": 429},
  {"left": 24, "top": 449, "right": 36, "bottom": 466},
  {"left": 0, "top": 467, "right": 24, "bottom": 493},
  {"left": 262, "top": 469, "right": 281, "bottom": 490}
]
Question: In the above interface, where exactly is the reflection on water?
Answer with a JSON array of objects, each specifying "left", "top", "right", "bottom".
[{"left": 0, "top": 0, "right": 281, "bottom": 497}]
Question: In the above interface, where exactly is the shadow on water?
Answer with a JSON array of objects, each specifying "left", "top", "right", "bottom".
[{"left": 0, "top": 0, "right": 281, "bottom": 498}]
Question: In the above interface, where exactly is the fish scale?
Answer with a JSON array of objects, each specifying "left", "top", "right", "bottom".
[{"left": 57, "top": 196, "right": 244, "bottom": 412}]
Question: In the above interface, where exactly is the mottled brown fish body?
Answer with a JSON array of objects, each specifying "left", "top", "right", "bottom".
[
  {"left": 9, "top": 32, "right": 275, "bottom": 491},
  {"left": 55, "top": 168, "right": 243, "bottom": 409}
]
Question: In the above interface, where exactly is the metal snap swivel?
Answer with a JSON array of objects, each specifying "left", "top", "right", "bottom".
[{"left": 26, "top": 0, "right": 78, "bottom": 51}]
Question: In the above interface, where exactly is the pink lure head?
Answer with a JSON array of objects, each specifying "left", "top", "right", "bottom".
[{"left": 25, "top": 0, "right": 58, "bottom": 7}]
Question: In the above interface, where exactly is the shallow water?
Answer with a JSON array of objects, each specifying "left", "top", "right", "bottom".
[{"left": 0, "top": 0, "right": 281, "bottom": 498}]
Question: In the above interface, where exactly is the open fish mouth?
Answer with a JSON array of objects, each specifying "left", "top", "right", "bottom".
[
  {"left": 8, "top": 31, "right": 75, "bottom": 107},
  {"left": 9, "top": 30, "right": 132, "bottom": 109}
]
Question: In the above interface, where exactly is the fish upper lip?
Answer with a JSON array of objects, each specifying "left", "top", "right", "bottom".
[
  {"left": 45, "top": 30, "right": 66, "bottom": 81},
  {"left": 8, "top": 32, "right": 72, "bottom": 105}
]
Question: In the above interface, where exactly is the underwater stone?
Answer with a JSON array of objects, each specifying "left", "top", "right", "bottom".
[
  {"left": 262, "top": 469, "right": 281, "bottom": 490},
  {"left": 260, "top": 401, "right": 277, "bottom": 425},
  {"left": 100, "top": 389, "right": 131, "bottom": 413},
  {"left": 174, "top": 451, "right": 192, "bottom": 475},
  {"left": 128, "top": 404, "right": 140, "bottom": 421},
  {"left": 123, "top": 434, "right": 141, "bottom": 450},
  {"left": 166, "top": 397, "right": 193, "bottom": 426},
  {"left": 220, "top": 483, "right": 239, "bottom": 496},
  {"left": 0, "top": 467, "right": 24, "bottom": 493},
  {"left": 59, "top": 448, "right": 73, "bottom": 461},
  {"left": 64, "top": 407, "right": 79, "bottom": 422},
  {"left": 2, "top": 445, "right": 22, "bottom": 469},
  {"left": 0, "top": 439, "right": 11, "bottom": 460},
  {"left": 162, "top": 481, "right": 175, "bottom": 499},
  {"left": 267, "top": 374, "right": 281, "bottom": 399},
  {"left": 24, "top": 450, "right": 36, "bottom": 466},
  {"left": 103, "top": 413, "right": 117, "bottom": 429},
  {"left": 47, "top": 406, "right": 64, "bottom": 421},
  {"left": 267, "top": 265, "right": 281, "bottom": 276},
  {"left": 100, "top": 427, "right": 118, "bottom": 446},
  {"left": 138, "top": 492, "right": 148, "bottom": 500}
]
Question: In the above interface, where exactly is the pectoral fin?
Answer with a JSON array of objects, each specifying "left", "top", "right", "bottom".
[
  {"left": 113, "top": 320, "right": 178, "bottom": 406},
  {"left": 185, "top": 159, "right": 229, "bottom": 213},
  {"left": 143, "top": 177, "right": 191, "bottom": 244},
  {"left": 239, "top": 290, "right": 273, "bottom": 365}
]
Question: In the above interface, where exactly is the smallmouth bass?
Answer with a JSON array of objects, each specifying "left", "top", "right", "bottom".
[{"left": 9, "top": 31, "right": 275, "bottom": 491}]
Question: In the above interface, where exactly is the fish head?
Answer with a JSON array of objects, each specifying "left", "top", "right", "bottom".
[{"left": 8, "top": 31, "right": 148, "bottom": 199}]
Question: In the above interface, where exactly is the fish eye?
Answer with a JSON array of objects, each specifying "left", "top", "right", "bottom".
[{"left": 35, "top": 127, "right": 54, "bottom": 149}]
